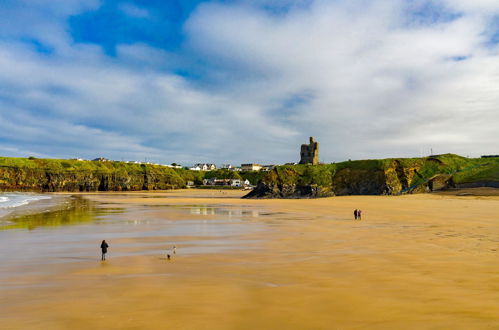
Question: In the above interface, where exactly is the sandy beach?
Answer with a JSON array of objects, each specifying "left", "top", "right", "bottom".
[{"left": 1, "top": 189, "right": 499, "bottom": 329}]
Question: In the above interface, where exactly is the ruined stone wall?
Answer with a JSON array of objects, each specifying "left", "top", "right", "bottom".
[{"left": 299, "top": 137, "right": 319, "bottom": 165}]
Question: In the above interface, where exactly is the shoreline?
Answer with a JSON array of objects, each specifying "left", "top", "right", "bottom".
[
  {"left": 0, "top": 193, "right": 70, "bottom": 221},
  {"left": 0, "top": 194, "right": 89, "bottom": 230}
]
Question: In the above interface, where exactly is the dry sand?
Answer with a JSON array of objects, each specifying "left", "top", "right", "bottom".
[{"left": 1, "top": 189, "right": 499, "bottom": 329}]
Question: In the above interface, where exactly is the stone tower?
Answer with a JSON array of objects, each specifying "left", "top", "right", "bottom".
[{"left": 299, "top": 137, "right": 319, "bottom": 165}]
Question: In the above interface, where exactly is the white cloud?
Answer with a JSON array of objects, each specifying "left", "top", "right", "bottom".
[
  {"left": 184, "top": 0, "right": 499, "bottom": 160},
  {"left": 442, "top": 0, "right": 499, "bottom": 14},
  {"left": 0, "top": 0, "right": 498, "bottom": 165}
]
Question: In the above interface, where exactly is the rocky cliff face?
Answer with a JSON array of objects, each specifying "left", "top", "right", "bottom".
[
  {"left": 244, "top": 155, "right": 499, "bottom": 198},
  {"left": 245, "top": 167, "right": 400, "bottom": 198},
  {"left": 0, "top": 164, "right": 185, "bottom": 192},
  {"left": 244, "top": 183, "right": 334, "bottom": 199}
]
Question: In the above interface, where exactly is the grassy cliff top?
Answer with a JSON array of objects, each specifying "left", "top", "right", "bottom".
[
  {"left": 0, "top": 157, "right": 169, "bottom": 173},
  {"left": 263, "top": 154, "right": 499, "bottom": 187},
  {"left": 1, "top": 154, "right": 497, "bottom": 187}
]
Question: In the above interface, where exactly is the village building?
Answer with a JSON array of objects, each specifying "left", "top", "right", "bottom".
[
  {"left": 299, "top": 137, "right": 319, "bottom": 165},
  {"left": 241, "top": 163, "right": 262, "bottom": 171},
  {"left": 202, "top": 178, "right": 252, "bottom": 188},
  {"left": 231, "top": 179, "right": 241, "bottom": 187},
  {"left": 190, "top": 163, "right": 217, "bottom": 171},
  {"left": 165, "top": 164, "right": 183, "bottom": 169},
  {"left": 261, "top": 165, "right": 275, "bottom": 171}
]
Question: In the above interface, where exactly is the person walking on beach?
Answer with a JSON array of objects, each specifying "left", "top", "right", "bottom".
[
  {"left": 100, "top": 240, "right": 109, "bottom": 260},
  {"left": 357, "top": 209, "right": 362, "bottom": 220},
  {"left": 354, "top": 209, "right": 358, "bottom": 220}
]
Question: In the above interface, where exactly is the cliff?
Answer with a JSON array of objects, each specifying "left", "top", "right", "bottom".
[
  {"left": 2, "top": 154, "right": 497, "bottom": 195},
  {"left": 244, "top": 154, "right": 499, "bottom": 198},
  {"left": 0, "top": 157, "right": 186, "bottom": 192}
]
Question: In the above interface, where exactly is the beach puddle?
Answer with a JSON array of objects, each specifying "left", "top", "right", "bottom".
[
  {"left": 0, "top": 195, "right": 268, "bottom": 289},
  {"left": 0, "top": 196, "right": 102, "bottom": 230}
]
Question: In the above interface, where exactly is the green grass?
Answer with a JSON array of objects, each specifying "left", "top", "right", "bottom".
[
  {"left": 1, "top": 154, "right": 497, "bottom": 193},
  {"left": 0, "top": 157, "right": 188, "bottom": 174},
  {"left": 0, "top": 157, "right": 186, "bottom": 191},
  {"left": 0, "top": 157, "right": 150, "bottom": 173},
  {"left": 260, "top": 154, "right": 498, "bottom": 191},
  {"left": 453, "top": 158, "right": 499, "bottom": 183}
]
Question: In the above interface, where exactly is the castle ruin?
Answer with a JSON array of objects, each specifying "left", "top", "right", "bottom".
[{"left": 299, "top": 137, "right": 319, "bottom": 165}]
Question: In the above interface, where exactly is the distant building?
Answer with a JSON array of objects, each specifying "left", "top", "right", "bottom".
[
  {"left": 241, "top": 163, "right": 262, "bottom": 171},
  {"left": 92, "top": 157, "right": 109, "bottom": 162},
  {"left": 299, "top": 137, "right": 319, "bottom": 165},
  {"left": 261, "top": 165, "right": 275, "bottom": 171},
  {"left": 71, "top": 158, "right": 84, "bottom": 161},
  {"left": 165, "top": 164, "right": 183, "bottom": 169},
  {"left": 221, "top": 164, "right": 233, "bottom": 169},
  {"left": 202, "top": 178, "right": 251, "bottom": 188},
  {"left": 230, "top": 179, "right": 241, "bottom": 187},
  {"left": 191, "top": 163, "right": 217, "bottom": 171},
  {"left": 203, "top": 178, "right": 231, "bottom": 186}
]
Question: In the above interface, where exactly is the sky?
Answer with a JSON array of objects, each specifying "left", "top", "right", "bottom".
[{"left": 0, "top": 0, "right": 498, "bottom": 165}]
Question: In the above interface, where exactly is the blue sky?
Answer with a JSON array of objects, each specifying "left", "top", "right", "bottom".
[{"left": 0, "top": 0, "right": 498, "bottom": 165}]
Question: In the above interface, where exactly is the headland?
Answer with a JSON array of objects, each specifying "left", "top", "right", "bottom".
[{"left": 1, "top": 154, "right": 498, "bottom": 199}]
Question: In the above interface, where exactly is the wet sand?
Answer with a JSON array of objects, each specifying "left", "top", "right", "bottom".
[{"left": 1, "top": 189, "right": 499, "bottom": 329}]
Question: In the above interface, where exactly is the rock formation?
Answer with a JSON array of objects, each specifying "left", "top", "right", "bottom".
[
  {"left": 244, "top": 154, "right": 499, "bottom": 198},
  {"left": 0, "top": 161, "right": 186, "bottom": 192}
]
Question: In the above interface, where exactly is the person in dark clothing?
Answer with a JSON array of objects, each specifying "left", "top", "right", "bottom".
[
  {"left": 100, "top": 240, "right": 109, "bottom": 260},
  {"left": 357, "top": 209, "right": 362, "bottom": 220},
  {"left": 354, "top": 209, "right": 358, "bottom": 220}
]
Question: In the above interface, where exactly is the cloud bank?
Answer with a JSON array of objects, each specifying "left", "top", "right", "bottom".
[{"left": 0, "top": 0, "right": 498, "bottom": 164}]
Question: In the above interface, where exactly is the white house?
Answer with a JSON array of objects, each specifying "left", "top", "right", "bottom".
[
  {"left": 241, "top": 163, "right": 262, "bottom": 171},
  {"left": 165, "top": 164, "right": 183, "bottom": 169},
  {"left": 193, "top": 163, "right": 217, "bottom": 171},
  {"left": 230, "top": 179, "right": 241, "bottom": 187}
]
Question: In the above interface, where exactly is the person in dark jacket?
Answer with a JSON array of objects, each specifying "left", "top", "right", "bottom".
[
  {"left": 354, "top": 209, "right": 358, "bottom": 220},
  {"left": 100, "top": 240, "right": 109, "bottom": 260}
]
